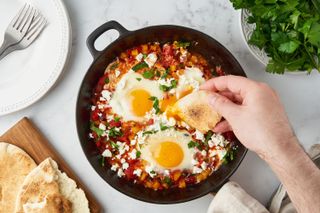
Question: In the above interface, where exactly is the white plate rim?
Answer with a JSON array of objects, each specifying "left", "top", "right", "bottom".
[{"left": 0, "top": 0, "right": 72, "bottom": 115}]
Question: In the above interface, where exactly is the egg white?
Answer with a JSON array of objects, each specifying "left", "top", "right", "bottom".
[
  {"left": 109, "top": 71, "right": 163, "bottom": 122},
  {"left": 140, "top": 129, "right": 195, "bottom": 173}
]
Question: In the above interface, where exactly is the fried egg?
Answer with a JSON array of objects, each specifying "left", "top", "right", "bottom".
[
  {"left": 140, "top": 129, "right": 195, "bottom": 172},
  {"left": 176, "top": 66, "right": 205, "bottom": 98},
  {"left": 109, "top": 71, "right": 163, "bottom": 122}
]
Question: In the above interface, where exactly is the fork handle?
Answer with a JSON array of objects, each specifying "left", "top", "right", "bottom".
[
  {"left": 0, "top": 45, "right": 14, "bottom": 61},
  {"left": 0, "top": 39, "right": 11, "bottom": 56}
]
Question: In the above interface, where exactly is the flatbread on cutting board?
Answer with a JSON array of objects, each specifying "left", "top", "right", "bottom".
[
  {"left": 15, "top": 158, "right": 90, "bottom": 213},
  {"left": 0, "top": 142, "right": 37, "bottom": 213},
  {"left": 171, "top": 90, "right": 222, "bottom": 133}
]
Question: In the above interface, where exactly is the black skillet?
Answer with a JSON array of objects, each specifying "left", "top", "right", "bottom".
[{"left": 76, "top": 20, "right": 247, "bottom": 204}]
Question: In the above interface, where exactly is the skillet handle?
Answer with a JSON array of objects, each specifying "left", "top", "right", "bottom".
[
  {"left": 210, "top": 178, "right": 230, "bottom": 195},
  {"left": 86, "top": 20, "right": 130, "bottom": 59}
]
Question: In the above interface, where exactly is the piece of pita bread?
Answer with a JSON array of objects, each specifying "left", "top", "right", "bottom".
[
  {"left": 15, "top": 158, "right": 89, "bottom": 213},
  {"left": 171, "top": 90, "right": 222, "bottom": 133},
  {"left": 0, "top": 142, "right": 37, "bottom": 213}
]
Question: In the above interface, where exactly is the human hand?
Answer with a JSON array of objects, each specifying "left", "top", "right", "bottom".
[{"left": 200, "top": 75, "right": 296, "bottom": 160}]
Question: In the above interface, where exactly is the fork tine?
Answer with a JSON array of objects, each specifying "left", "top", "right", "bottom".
[
  {"left": 27, "top": 12, "right": 42, "bottom": 32},
  {"left": 26, "top": 18, "right": 46, "bottom": 41},
  {"left": 20, "top": 8, "right": 36, "bottom": 33},
  {"left": 12, "top": 3, "right": 27, "bottom": 27},
  {"left": 14, "top": 4, "right": 30, "bottom": 29}
]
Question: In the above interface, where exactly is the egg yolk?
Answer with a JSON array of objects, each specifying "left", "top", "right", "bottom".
[
  {"left": 160, "top": 94, "right": 177, "bottom": 112},
  {"left": 130, "top": 89, "right": 153, "bottom": 116},
  {"left": 153, "top": 141, "right": 184, "bottom": 168}
]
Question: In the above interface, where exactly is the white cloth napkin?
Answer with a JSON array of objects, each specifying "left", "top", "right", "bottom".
[{"left": 207, "top": 144, "right": 320, "bottom": 213}]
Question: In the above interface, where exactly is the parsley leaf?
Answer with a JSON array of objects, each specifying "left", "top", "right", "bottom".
[
  {"left": 132, "top": 62, "right": 148, "bottom": 71},
  {"left": 149, "top": 96, "right": 161, "bottom": 114},
  {"left": 142, "top": 130, "right": 158, "bottom": 136},
  {"left": 90, "top": 123, "right": 104, "bottom": 137},
  {"left": 159, "top": 79, "right": 178, "bottom": 92},
  {"left": 136, "top": 77, "right": 142, "bottom": 81},
  {"left": 110, "top": 62, "right": 119, "bottom": 70},
  {"left": 176, "top": 41, "right": 190, "bottom": 48},
  {"left": 160, "top": 123, "right": 171, "bottom": 131},
  {"left": 110, "top": 141, "right": 119, "bottom": 150},
  {"left": 188, "top": 140, "right": 200, "bottom": 149},
  {"left": 108, "top": 127, "right": 123, "bottom": 138},
  {"left": 142, "top": 70, "right": 154, "bottom": 79},
  {"left": 136, "top": 150, "right": 141, "bottom": 158}
]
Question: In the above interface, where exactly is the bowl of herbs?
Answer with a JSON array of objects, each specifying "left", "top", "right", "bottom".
[{"left": 232, "top": 0, "right": 320, "bottom": 74}]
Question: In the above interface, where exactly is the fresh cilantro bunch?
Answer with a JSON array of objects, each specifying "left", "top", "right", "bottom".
[{"left": 230, "top": 0, "right": 320, "bottom": 74}]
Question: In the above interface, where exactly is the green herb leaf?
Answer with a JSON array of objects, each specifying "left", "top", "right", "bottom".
[
  {"left": 176, "top": 41, "right": 190, "bottom": 48},
  {"left": 100, "top": 156, "right": 105, "bottom": 167},
  {"left": 142, "top": 70, "right": 154, "bottom": 79},
  {"left": 204, "top": 130, "right": 213, "bottom": 145},
  {"left": 132, "top": 62, "right": 148, "bottom": 72},
  {"left": 90, "top": 123, "right": 104, "bottom": 137},
  {"left": 278, "top": 40, "right": 300, "bottom": 54},
  {"left": 108, "top": 127, "right": 123, "bottom": 138},
  {"left": 114, "top": 117, "right": 120, "bottom": 122},
  {"left": 110, "top": 141, "right": 119, "bottom": 150},
  {"left": 163, "top": 176, "right": 172, "bottom": 185},
  {"left": 142, "top": 130, "right": 158, "bottom": 136},
  {"left": 188, "top": 140, "right": 198, "bottom": 149},
  {"left": 110, "top": 62, "right": 119, "bottom": 70},
  {"left": 149, "top": 96, "right": 161, "bottom": 114},
  {"left": 160, "top": 123, "right": 171, "bottom": 131},
  {"left": 104, "top": 77, "right": 110, "bottom": 84},
  {"left": 136, "top": 77, "right": 142, "bottom": 81},
  {"left": 136, "top": 150, "right": 141, "bottom": 158},
  {"left": 159, "top": 79, "right": 178, "bottom": 92},
  {"left": 150, "top": 170, "right": 156, "bottom": 174},
  {"left": 161, "top": 69, "right": 170, "bottom": 79}
]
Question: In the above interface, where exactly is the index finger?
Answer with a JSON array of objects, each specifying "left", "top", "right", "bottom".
[{"left": 200, "top": 75, "right": 255, "bottom": 97}]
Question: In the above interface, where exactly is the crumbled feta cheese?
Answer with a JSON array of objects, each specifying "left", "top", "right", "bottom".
[
  {"left": 201, "top": 161, "right": 207, "bottom": 170},
  {"left": 217, "top": 149, "right": 227, "bottom": 160},
  {"left": 91, "top": 106, "right": 96, "bottom": 111},
  {"left": 117, "top": 168, "right": 124, "bottom": 177},
  {"left": 201, "top": 150, "right": 207, "bottom": 156},
  {"left": 89, "top": 133, "right": 94, "bottom": 138},
  {"left": 116, "top": 154, "right": 121, "bottom": 159},
  {"left": 192, "top": 166, "right": 203, "bottom": 174},
  {"left": 111, "top": 164, "right": 119, "bottom": 171},
  {"left": 130, "top": 139, "right": 137, "bottom": 145},
  {"left": 122, "top": 162, "right": 129, "bottom": 170},
  {"left": 128, "top": 149, "right": 137, "bottom": 159},
  {"left": 99, "top": 123, "right": 106, "bottom": 131},
  {"left": 120, "top": 158, "right": 126, "bottom": 164},
  {"left": 167, "top": 117, "right": 176, "bottom": 126},
  {"left": 133, "top": 169, "right": 142, "bottom": 177},
  {"left": 97, "top": 104, "right": 104, "bottom": 109},
  {"left": 209, "top": 150, "right": 217, "bottom": 157},
  {"left": 194, "top": 130, "right": 205, "bottom": 140},
  {"left": 102, "top": 149, "right": 112, "bottom": 158},
  {"left": 191, "top": 159, "right": 199, "bottom": 165},
  {"left": 99, "top": 97, "right": 106, "bottom": 101},
  {"left": 180, "top": 121, "right": 190, "bottom": 130},
  {"left": 169, "top": 89, "right": 176, "bottom": 94},
  {"left": 135, "top": 53, "right": 143, "bottom": 62},
  {"left": 115, "top": 69, "right": 121, "bottom": 77},
  {"left": 164, "top": 170, "right": 170, "bottom": 176},
  {"left": 210, "top": 133, "right": 229, "bottom": 147},
  {"left": 145, "top": 165, "right": 157, "bottom": 178},
  {"left": 144, "top": 52, "right": 157, "bottom": 67},
  {"left": 101, "top": 90, "right": 112, "bottom": 101}
]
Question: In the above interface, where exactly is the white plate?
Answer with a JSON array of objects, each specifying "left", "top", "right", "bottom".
[{"left": 0, "top": 0, "right": 71, "bottom": 115}]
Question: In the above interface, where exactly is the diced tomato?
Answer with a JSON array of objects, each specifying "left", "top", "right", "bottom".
[
  {"left": 185, "top": 175, "right": 196, "bottom": 184},
  {"left": 146, "top": 119, "right": 154, "bottom": 125},
  {"left": 124, "top": 166, "right": 135, "bottom": 179},
  {"left": 161, "top": 44, "right": 175, "bottom": 68},
  {"left": 109, "top": 120, "right": 121, "bottom": 127},
  {"left": 223, "top": 131, "right": 235, "bottom": 142}
]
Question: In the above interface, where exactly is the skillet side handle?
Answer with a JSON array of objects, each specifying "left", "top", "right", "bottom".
[
  {"left": 86, "top": 20, "right": 130, "bottom": 59},
  {"left": 210, "top": 178, "right": 230, "bottom": 196}
]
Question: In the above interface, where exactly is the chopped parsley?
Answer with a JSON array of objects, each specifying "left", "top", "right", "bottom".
[
  {"left": 163, "top": 176, "right": 172, "bottom": 185},
  {"left": 90, "top": 123, "right": 104, "bottom": 137},
  {"left": 160, "top": 123, "right": 171, "bottom": 131},
  {"left": 204, "top": 130, "right": 214, "bottom": 146},
  {"left": 110, "top": 141, "right": 119, "bottom": 150},
  {"left": 159, "top": 79, "right": 178, "bottom": 92},
  {"left": 150, "top": 170, "right": 156, "bottom": 174},
  {"left": 136, "top": 150, "right": 141, "bottom": 158},
  {"left": 161, "top": 69, "right": 170, "bottom": 79},
  {"left": 114, "top": 117, "right": 120, "bottom": 122},
  {"left": 136, "top": 77, "right": 142, "bottom": 81},
  {"left": 104, "top": 77, "right": 110, "bottom": 84},
  {"left": 222, "top": 146, "right": 238, "bottom": 164},
  {"left": 108, "top": 127, "right": 123, "bottom": 138},
  {"left": 142, "top": 70, "right": 155, "bottom": 79},
  {"left": 176, "top": 41, "right": 190, "bottom": 48},
  {"left": 142, "top": 130, "right": 158, "bottom": 136},
  {"left": 149, "top": 96, "right": 161, "bottom": 114},
  {"left": 188, "top": 140, "right": 200, "bottom": 149},
  {"left": 99, "top": 156, "right": 105, "bottom": 166},
  {"left": 132, "top": 62, "right": 148, "bottom": 71},
  {"left": 110, "top": 62, "right": 119, "bottom": 70}
]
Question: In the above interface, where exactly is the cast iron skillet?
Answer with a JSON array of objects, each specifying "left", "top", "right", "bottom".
[{"left": 76, "top": 20, "right": 247, "bottom": 204}]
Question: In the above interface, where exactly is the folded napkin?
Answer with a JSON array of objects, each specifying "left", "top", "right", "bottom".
[{"left": 207, "top": 144, "right": 320, "bottom": 213}]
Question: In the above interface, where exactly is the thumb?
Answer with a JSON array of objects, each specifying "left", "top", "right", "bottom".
[{"left": 207, "top": 92, "right": 240, "bottom": 119}]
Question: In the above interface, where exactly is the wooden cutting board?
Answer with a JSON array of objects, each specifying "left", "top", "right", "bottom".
[{"left": 0, "top": 117, "right": 102, "bottom": 213}]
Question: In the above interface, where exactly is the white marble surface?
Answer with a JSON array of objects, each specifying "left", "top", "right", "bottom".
[{"left": 1, "top": 0, "right": 320, "bottom": 212}]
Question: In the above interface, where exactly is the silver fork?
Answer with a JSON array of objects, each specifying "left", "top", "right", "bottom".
[
  {"left": 0, "top": 4, "right": 36, "bottom": 55},
  {"left": 0, "top": 13, "right": 47, "bottom": 60}
]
